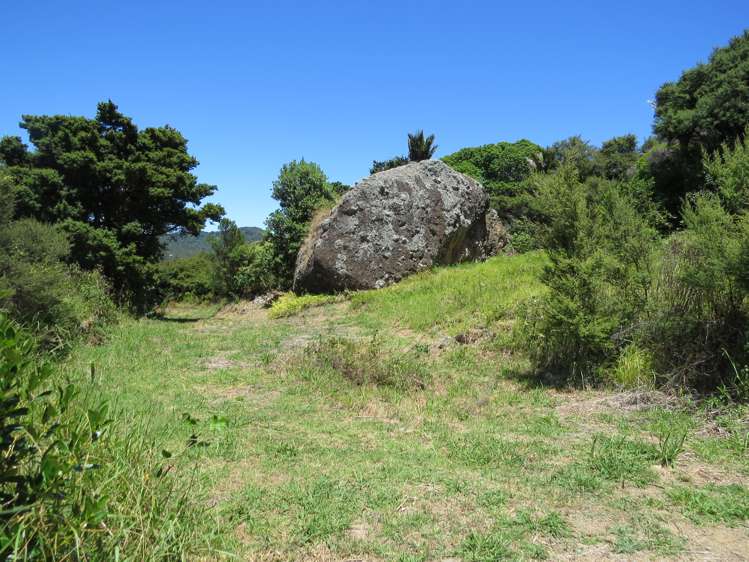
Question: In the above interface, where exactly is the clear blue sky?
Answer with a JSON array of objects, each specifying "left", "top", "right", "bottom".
[{"left": 1, "top": 1, "right": 747, "bottom": 228}]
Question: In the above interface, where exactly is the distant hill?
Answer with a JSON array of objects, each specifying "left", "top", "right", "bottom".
[{"left": 160, "top": 227, "right": 264, "bottom": 260}]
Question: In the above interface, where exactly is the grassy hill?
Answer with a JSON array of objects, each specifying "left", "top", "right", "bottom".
[
  {"left": 160, "top": 226, "right": 263, "bottom": 260},
  {"left": 58, "top": 252, "right": 749, "bottom": 560}
]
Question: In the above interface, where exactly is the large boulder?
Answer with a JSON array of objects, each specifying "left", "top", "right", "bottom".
[{"left": 293, "top": 160, "right": 494, "bottom": 293}]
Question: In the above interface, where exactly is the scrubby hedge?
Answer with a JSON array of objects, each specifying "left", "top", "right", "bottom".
[{"left": 517, "top": 133, "right": 749, "bottom": 396}]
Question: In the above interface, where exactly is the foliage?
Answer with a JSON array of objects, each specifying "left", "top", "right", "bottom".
[
  {"left": 370, "top": 155, "right": 409, "bottom": 175},
  {"left": 0, "top": 217, "right": 116, "bottom": 349},
  {"left": 407, "top": 130, "right": 438, "bottom": 161},
  {"left": 651, "top": 30, "right": 749, "bottom": 212},
  {"left": 234, "top": 240, "right": 278, "bottom": 297},
  {"left": 542, "top": 135, "right": 599, "bottom": 179},
  {"left": 0, "top": 315, "right": 110, "bottom": 557},
  {"left": 443, "top": 139, "right": 543, "bottom": 222},
  {"left": 156, "top": 252, "right": 215, "bottom": 302},
  {"left": 211, "top": 218, "right": 246, "bottom": 298},
  {"left": 705, "top": 130, "right": 749, "bottom": 214},
  {"left": 516, "top": 166, "right": 661, "bottom": 381},
  {"left": 268, "top": 292, "right": 343, "bottom": 319},
  {"left": 301, "top": 335, "right": 429, "bottom": 390},
  {"left": 0, "top": 315, "right": 215, "bottom": 558},
  {"left": 595, "top": 134, "right": 640, "bottom": 181},
  {"left": 265, "top": 160, "right": 335, "bottom": 287},
  {"left": 654, "top": 30, "right": 749, "bottom": 158},
  {"left": 639, "top": 194, "right": 749, "bottom": 389},
  {"left": 0, "top": 101, "right": 223, "bottom": 310}
]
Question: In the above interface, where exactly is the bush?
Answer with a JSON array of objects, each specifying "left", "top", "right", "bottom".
[
  {"left": 0, "top": 219, "right": 116, "bottom": 349},
  {"left": 301, "top": 336, "right": 429, "bottom": 391},
  {"left": 639, "top": 194, "right": 749, "bottom": 389},
  {"left": 234, "top": 241, "right": 278, "bottom": 297},
  {"left": 0, "top": 315, "right": 110, "bottom": 556},
  {"left": 0, "top": 315, "right": 212, "bottom": 558},
  {"left": 156, "top": 252, "right": 215, "bottom": 302},
  {"left": 516, "top": 166, "right": 661, "bottom": 382},
  {"left": 705, "top": 130, "right": 749, "bottom": 214}
]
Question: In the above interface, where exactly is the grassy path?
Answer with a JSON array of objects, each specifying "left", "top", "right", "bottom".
[{"left": 62, "top": 254, "right": 748, "bottom": 560}]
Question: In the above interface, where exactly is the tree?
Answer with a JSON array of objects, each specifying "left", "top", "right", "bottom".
[
  {"left": 442, "top": 139, "right": 543, "bottom": 220},
  {"left": 654, "top": 30, "right": 749, "bottom": 156},
  {"left": 0, "top": 101, "right": 223, "bottom": 309},
  {"left": 407, "top": 130, "right": 438, "bottom": 161},
  {"left": 370, "top": 155, "right": 409, "bottom": 175},
  {"left": 211, "top": 218, "right": 246, "bottom": 297},
  {"left": 594, "top": 134, "right": 639, "bottom": 181},
  {"left": 542, "top": 136, "right": 598, "bottom": 179},
  {"left": 650, "top": 30, "right": 749, "bottom": 213},
  {"left": 265, "top": 160, "right": 334, "bottom": 286}
]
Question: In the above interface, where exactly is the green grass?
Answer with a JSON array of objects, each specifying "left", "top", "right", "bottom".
[
  {"left": 268, "top": 292, "right": 343, "bottom": 318},
  {"left": 668, "top": 484, "right": 749, "bottom": 525},
  {"left": 48, "top": 253, "right": 749, "bottom": 559}
]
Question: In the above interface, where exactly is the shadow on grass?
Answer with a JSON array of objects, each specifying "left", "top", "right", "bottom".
[
  {"left": 501, "top": 364, "right": 592, "bottom": 391},
  {"left": 155, "top": 316, "right": 203, "bottom": 323}
]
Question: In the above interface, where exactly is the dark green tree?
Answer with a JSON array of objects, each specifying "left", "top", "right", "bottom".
[
  {"left": 542, "top": 136, "right": 598, "bottom": 179},
  {"left": 407, "top": 130, "right": 438, "bottom": 161},
  {"left": 211, "top": 218, "right": 246, "bottom": 298},
  {"left": 265, "top": 160, "right": 334, "bottom": 286},
  {"left": 594, "top": 134, "right": 639, "bottom": 181},
  {"left": 370, "top": 155, "right": 409, "bottom": 175},
  {"left": 654, "top": 30, "right": 749, "bottom": 156},
  {"left": 0, "top": 101, "right": 223, "bottom": 309},
  {"left": 649, "top": 30, "right": 749, "bottom": 213},
  {"left": 442, "top": 139, "right": 543, "bottom": 220}
]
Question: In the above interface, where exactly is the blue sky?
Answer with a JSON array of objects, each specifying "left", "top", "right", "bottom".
[{"left": 1, "top": 1, "right": 747, "bottom": 228}]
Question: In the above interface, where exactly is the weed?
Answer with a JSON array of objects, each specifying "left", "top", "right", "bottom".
[
  {"left": 654, "top": 424, "right": 689, "bottom": 467},
  {"left": 588, "top": 434, "right": 658, "bottom": 486},
  {"left": 611, "top": 520, "right": 684, "bottom": 556},
  {"left": 301, "top": 335, "right": 429, "bottom": 390},
  {"left": 668, "top": 484, "right": 749, "bottom": 525},
  {"left": 460, "top": 530, "right": 514, "bottom": 561},
  {"left": 268, "top": 292, "right": 343, "bottom": 318}
]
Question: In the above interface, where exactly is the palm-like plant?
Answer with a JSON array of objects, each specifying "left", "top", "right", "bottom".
[{"left": 407, "top": 130, "right": 438, "bottom": 161}]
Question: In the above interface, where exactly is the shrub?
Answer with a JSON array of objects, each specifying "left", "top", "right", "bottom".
[
  {"left": 0, "top": 315, "right": 110, "bottom": 557},
  {"left": 0, "top": 219, "right": 116, "bottom": 348},
  {"left": 705, "top": 130, "right": 749, "bottom": 214},
  {"left": 301, "top": 336, "right": 429, "bottom": 391},
  {"left": 234, "top": 240, "right": 277, "bottom": 297},
  {"left": 638, "top": 194, "right": 748, "bottom": 389},
  {"left": 0, "top": 315, "right": 212, "bottom": 558},
  {"left": 156, "top": 252, "right": 215, "bottom": 302},
  {"left": 516, "top": 166, "right": 661, "bottom": 382}
]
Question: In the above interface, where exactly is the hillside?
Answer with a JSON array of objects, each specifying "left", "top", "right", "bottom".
[
  {"left": 60, "top": 252, "right": 749, "bottom": 560},
  {"left": 160, "top": 226, "right": 264, "bottom": 260}
]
